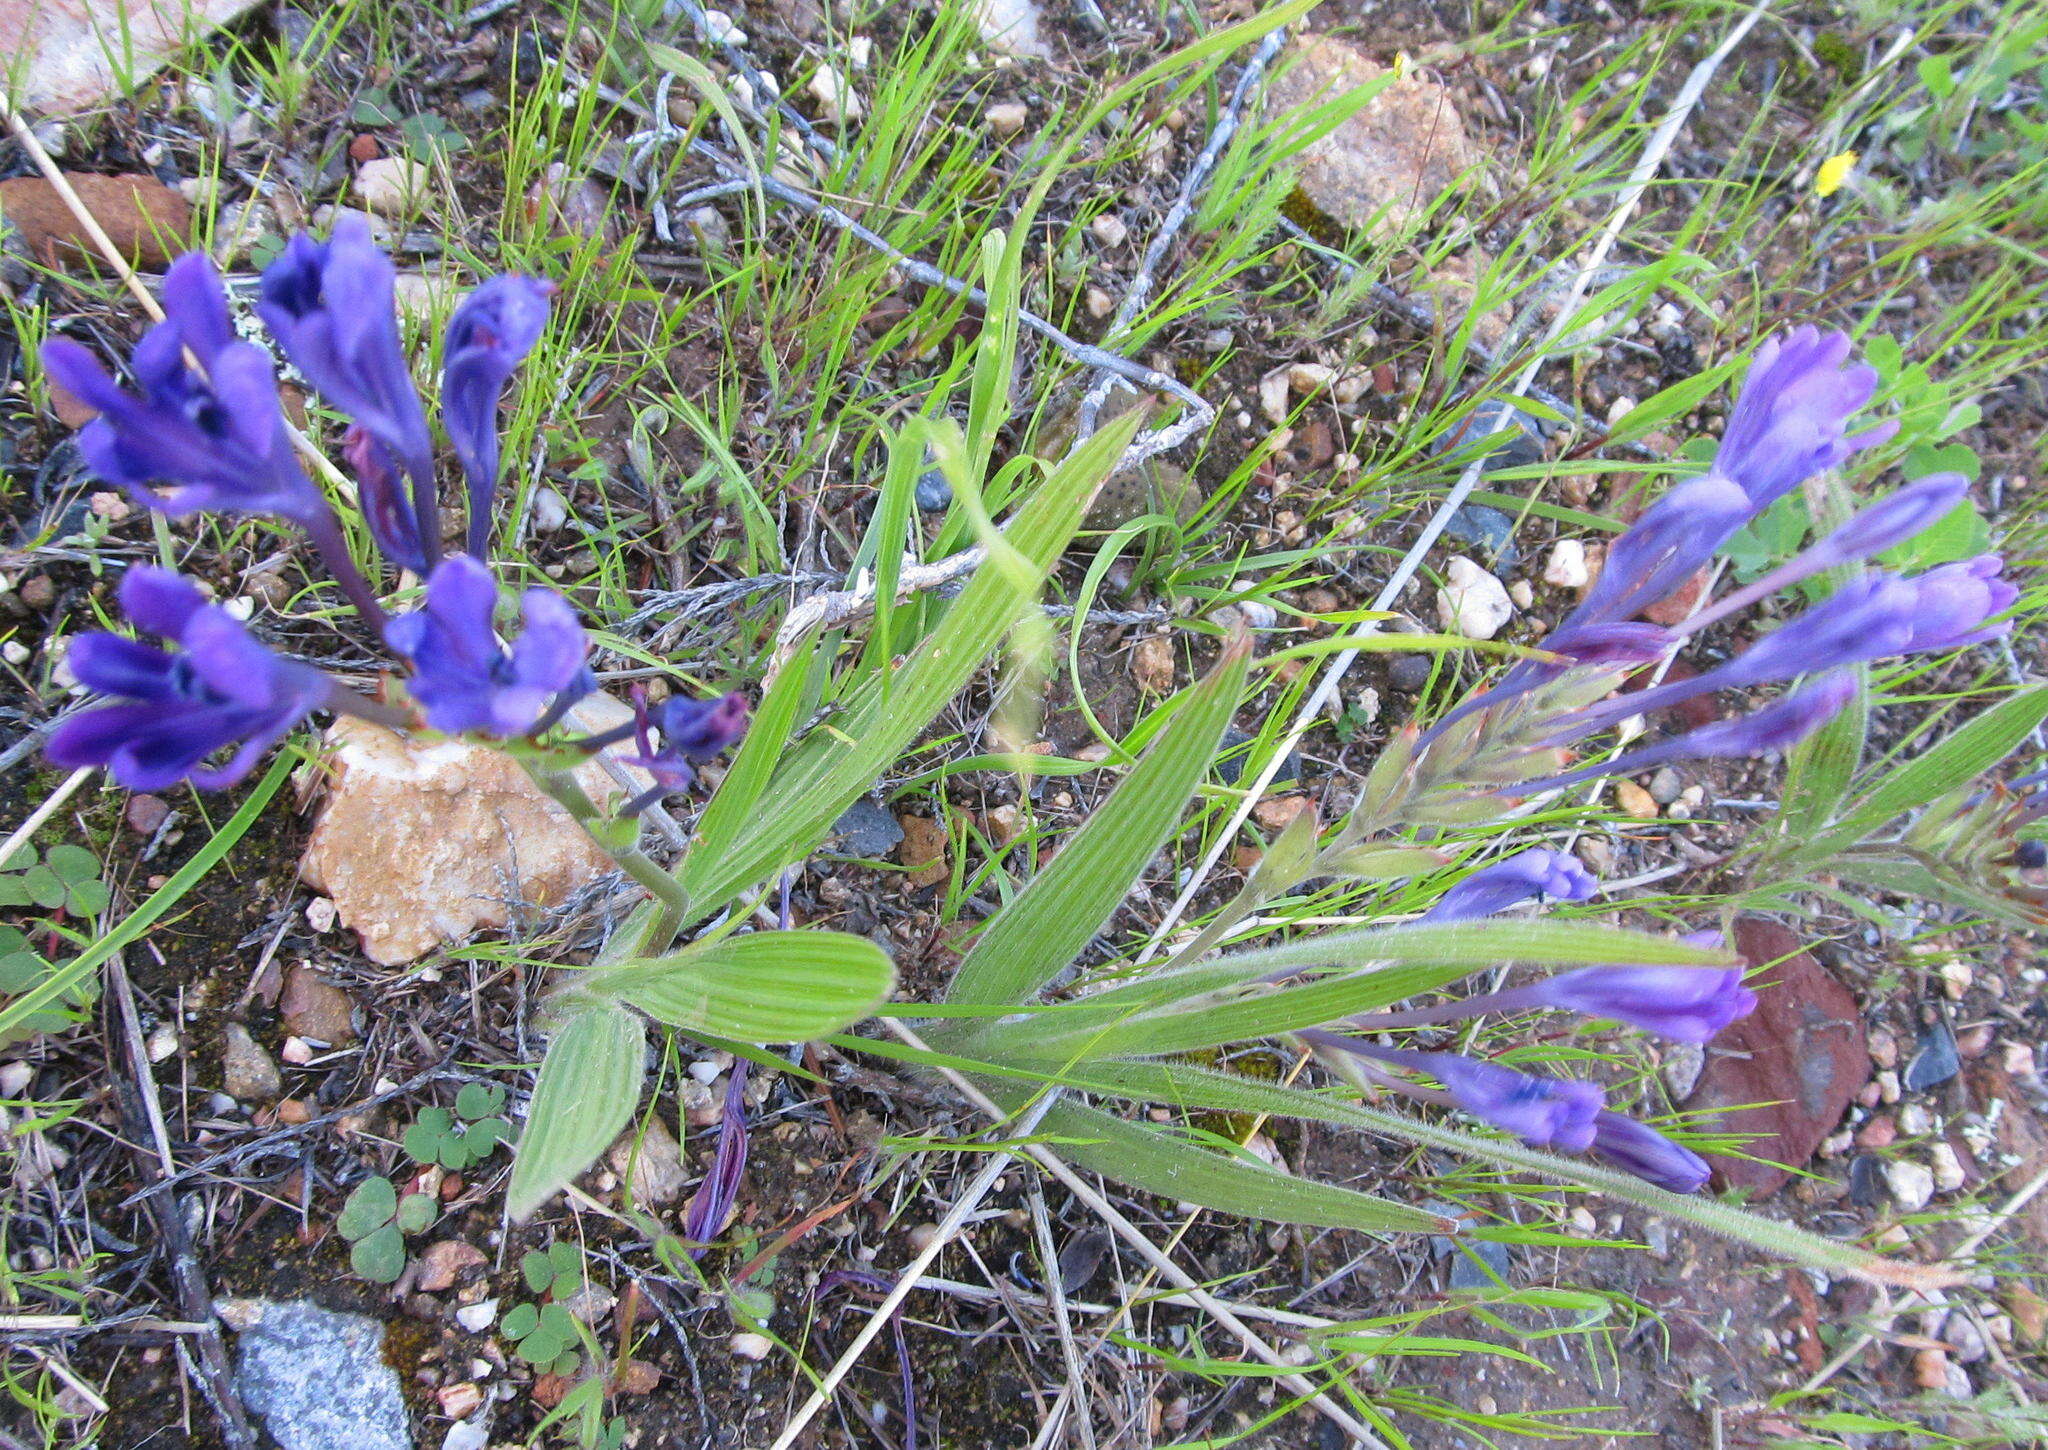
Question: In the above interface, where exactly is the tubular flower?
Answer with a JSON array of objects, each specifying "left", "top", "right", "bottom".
[
  {"left": 386, "top": 555, "right": 591, "bottom": 737},
  {"left": 259, "top": 212, "right": 439, "bottom": 570},
  {"left": 1423, "top": 849, "right": 1597, "bottom": 924},
  {"left": 1526, "top": 958, "right": 1755, "bottom": 1045},
  {"left": 441, "top": 275, "right": 554, "bottom": 557},
  {"left": 41, "top": 254, "right": 324, "bottom": 523},
  {"left": 47, "top": 568, "right": 336, "bottom": 790},
  {"left": 1710, "top": 326, "right": 1897, "bottom": 510},
  {"left": 1421, "top": 1051, "right": 1605, "bottom": 1153},
  {"left": 1588, "top": 1112, "right": 1712, "bottom": 1194},
  {"left": 627, "top": 692, "right": 750, "bottom": 794}
]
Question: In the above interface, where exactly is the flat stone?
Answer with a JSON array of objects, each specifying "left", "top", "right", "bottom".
[
  {"left": 831, "top": 800, "right": 905, "bottom": 858},
  {"left": 1441, "top": 505, "right": 1518, "bottom": 568},
  {"left": 1904, "top": 1019, "right": 1961, "bottom": 1093},
  {"left": 0, "top": 173, "right": 191, "bottom": 270},
  {"left": 279, "top": 964, "right": 356, "bottom": 1045},
  {"left": 1442, "top": 1237, "right": 1512, "bottom": 1289},
  {"left": 355, "top": 156, "right": 429, "bottom": 217},
  {"left": 607, "top": 1115, "right": 688, "bottom": 1207},
  {"left": 0, "top": 0, "right": 263, "bottom": 112},
  {"left": 299, "top": 698, "right": 646, "bottom": 966},
  {"left": 1543, "top": 540, "right": 1589, "bottom": 590},
  {"left": 1265, "top": 38, "right": 1479, "bottom": 238},
  {"left": 1685, "top": 917, "right": 1869, "bottom": 1197},
  {"left": 216, "top": 1298, "right": 409, "bottom": 1450},
  {"left": 220, "top": 1024, "right": 281, "bottom": 1102},
  {"left": 1217, "top": 728, "right": 1300, "bottom": 787},
  {"left": 414, "top": 1239, "right": 487, "bottom": 1293}
]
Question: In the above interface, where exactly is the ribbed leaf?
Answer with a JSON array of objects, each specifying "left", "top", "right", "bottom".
[
  {"left": 507, "top": 1002, "right": 646, "bottom": 1221},
  {"left": 1792, "top": 686, "right": 2048, "bottom": 864},
  {"left": 1772, "top": 667, "right": 1868, "bottom": 846},
  {"left": 947, "top": 634, "right": 1252, "bottom": 1006},
  {"left": 966, "top": 919, "right": 1731, "bottom": 1057},
  {"left": 1037, "top": 1098, "right": 1448, "bottom": 1234},
  {"left": 672, "top": 411, "right": 1140, "bottom": 920},
  {"left": 1060, "top": 1058, "right": 1953, "bottom": 1290},
  {"left": 607, "top": 930, "right": 896, "bottom": 1042}
]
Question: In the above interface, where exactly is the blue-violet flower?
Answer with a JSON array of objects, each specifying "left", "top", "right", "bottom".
[{"left": 386, "top": 555, "right": 591, "bottom": 737}]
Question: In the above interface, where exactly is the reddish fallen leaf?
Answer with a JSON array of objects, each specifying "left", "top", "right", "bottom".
[
  {"left": 1685, "top": 917, "right": 1869, "bottom": 1197},
  {"left": 0, "top": 174, "right": 191, "bottom": 270}
]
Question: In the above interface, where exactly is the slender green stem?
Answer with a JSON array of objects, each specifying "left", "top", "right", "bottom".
[{"left": 527, "top": 765, "right": 693, "bottom": 930}]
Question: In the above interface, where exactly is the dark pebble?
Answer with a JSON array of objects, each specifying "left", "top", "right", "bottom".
[
  {"left": 1441, "top": 503, "right": 1518, "bottom": 567},
  {"left": 1443, "top": 1236, "right": 1512, "bottom": 1289},
  {"left": 1055, "top": 1228, "right": 1112, "bottom": 1295},
  {"left": 829, "top": 800, "right": 903, "bottom": 858},
  {"left": 1903, "top": 1019, "right": 1961, "bottom": 1093},
  {"left": 1216, "top": 728, "right": 1300, "bottom": 786},
  {"left": 1438, "top": 398, "right": 1546, "bottom": 473},
  {"left": 125, "top": 794, "right": 171, "bottom": 835},
  {"left": 1847, "top": 1154, "right": 1887, "bottom": 1207},
  {"left": 1387, "top": 654, "right": 1434, "bottom": 693},
  {"left": 914, "top": 469, "right": 953, "bottom": 513}
]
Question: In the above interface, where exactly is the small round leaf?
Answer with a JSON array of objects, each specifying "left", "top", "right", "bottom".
[{"left": 349, "top": 1224, "right": 407, "bottom": 1283}]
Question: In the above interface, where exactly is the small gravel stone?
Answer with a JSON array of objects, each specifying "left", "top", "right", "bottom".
[
  {"left": 1387, "top": 654, "right": 1433, "bottom": 692},
  {"left": 1904, "top": 1021, "right": 1961, "bottom": 1093},
  {"left": 354, "top": 157, "right": 428, "bottom": 217},
  {"left": 1885, "top": 1159, "right": 1935, "bottom": 1212},
  {"left": 1435, "top": 556, "right": 1514, "bottom": 640},
  {"left": 985, "top": 101, "right": 1028, "bottom": 136},
  {"left": 1090, "top": 212, "right": 1128, "bottom": 248},
  {"left": 729, "top": 1332, "right": 772, "bottom": 1360},
  {"left": 1440, "top": 504, "right": 1517, "bottom": 567},
  {"left": 1647, "top": 767, "right": 1683, "bottom": 804},
  {"left": 221, "top": 1024, "right": 281, "bottom": 1102},
  {"left": 830, "top": 800, "right": 903, "bottom": 858},
  {"left": 1928, "top": 1142, "right": 1966, "bottom": 1193},
  {"left": 454, "top": 1300, "right": 497, "bottom": 1333}
]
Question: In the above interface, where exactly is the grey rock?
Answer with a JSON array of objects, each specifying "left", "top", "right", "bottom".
[
  {"left": 1439, "top": 399, "right": 1546, "bottom": 474},
  {"left": 1387, "top": 654, "right": 1434, "bottom": 693},
  {"left": 1216, "top": 728, "right": 1301, "bottom": 787},
  {"left": 1441, "top": 504, "right": 1518, "bottom": 567},
  {"left": 1904, "top": 1020, "right": 1960, "bottom": 1093},
  {"left": 831, "top": 800, "right": 904, "bottom": 858},
  {"left": 220, "top": 1024, "right": 281, "bottom": 1101},
  {"left": 1442, "top": 1237, "right": 1512, "bottom": 1289},
  {"left": 914, "top": 469, "right": 953, "bottom": 513},
  {"left": 217, "top": 1299, "right": 409, "bottom": 1450}
]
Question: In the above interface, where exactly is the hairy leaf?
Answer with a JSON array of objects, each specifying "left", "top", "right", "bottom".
[{"left": 507, "top": 1003, "right": 646, "bottom": 1222}]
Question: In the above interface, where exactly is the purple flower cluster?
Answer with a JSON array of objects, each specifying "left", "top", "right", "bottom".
[
  {"left": 40, "top": 221, "right": 744, "bottom": 800},
  {"left": 1424, "top": 328, "right": 2013, "bottom": 798}
]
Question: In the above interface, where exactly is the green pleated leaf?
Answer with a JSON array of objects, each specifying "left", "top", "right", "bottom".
[
  {"left": 606, "top": 930, "right": 895, "bottom": 1043},
  {"left": 506, "top": 1003, "right": 646, "bottom": 1222},
  {"left": 947, "top": 633, "right": 1252, "bottom": 1007},
  {"left": 969, "top": 919, "right": 1730, "bottom": 1059},
  {"left": 1036, "top": 1098, "right": 1449, "bottom": 1235},
  {"left": 673, "top": 411, "right": 1142, "bottom": 922},
  {"left": 1058, "top": 1058, "right": 1952, "bottom": 1290}
]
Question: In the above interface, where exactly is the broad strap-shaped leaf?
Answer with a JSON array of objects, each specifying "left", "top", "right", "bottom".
[
  {"left": 673, "top": 411, "right": 1141, "bottom": 921},
  {"left": 605, "top": 930, "right": 896, "bottom": 1043},
  {"left": 1831, "top": 854, "right": 2041, "bottom": 929},
  {"left": 507, "top": 1002, "right": 646, "bottom": 1222},
  {"left": 1035, "top": 1098, "right": 1449, "bottom": 1235},
  {"left": 962, "top": 918, "right": 1732, "bottom": 1059},
  {"left": 947, "top": 633, "right": 1252, "bottom": 1006},
  {"left": 1788, "top": 686, "right": 2048, "bottom": 866},
  {"left": 1060, "top": 1058, "right": 1954, "bottom": 1291}
]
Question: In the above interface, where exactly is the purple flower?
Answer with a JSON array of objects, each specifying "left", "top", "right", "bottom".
[
  {"left": 386, "top": 555, "right": 591, "bottom": 737},
  {"left": 47, "top": 568, "right": 334, "bottom": 790},
  {"left": 1527, "top": 940, "right": 1755, "bottom": 1044},
  {"left": 442, "top": 275, "right": 553, "bottom": 557},
  {"left": 682, "top": 1059, "right": 749, "bottom": 1255},
  {"left": 1522, "top": 672, "right": 1857, "bottom": 793},
  {"left": 259, "top": 213, "right": 438, "bottom": 570},
  {"left": 1588, "top": 1111, "right": 1711, "bottom": 1194},
  {"left": 1424, "top": 1051, "right": 1605, "bottom": 1152},
  {"left": 1423, "top": 849, "right": 1597, "bottom": 923},
  {"left": 628, "top": 692, "right": 750, "bottom": 792},
  {"left": 1567, "top": 474, "right": 1755, "bottom": 629},
  {"left": 1711, "top": 327, "right": 1897, "bottom": 510},
  {"left": 41, "top": 254, "right": 324, "bottom": 523}
]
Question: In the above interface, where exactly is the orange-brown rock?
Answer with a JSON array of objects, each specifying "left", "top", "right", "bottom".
[{"left": 0, "top": 173, "right": 190, "bottom": 269}]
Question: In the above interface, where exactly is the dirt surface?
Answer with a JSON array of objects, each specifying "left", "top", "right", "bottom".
[{"left": 3, "top": 0, "right": 2046, "bottom": 1446}]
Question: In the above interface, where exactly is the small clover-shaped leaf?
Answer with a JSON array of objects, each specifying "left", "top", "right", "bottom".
[
  {"left": 337, "top": 1176, "right": 398, "bottom": 1240},
  {"left": 45, "top": 846, "right": 100, "bottom": 885},
  {"left": 65, "top": 879, "right": 111, "bottom": 916},
  {"left": 395, "top": 1193, "right": 437, "bottom": 1234},
  {"left": 438, "top": 1134, "right": 472, "bottom": 1171},
  {"left": 24, "top": 867, "right": 67, "bottom": 912},
  {"left": 549, "top": 1349, "right": 582, "bottom": 1378},
  {"left": 502, "top": 1301, "right": 540, "bottom": 1339},
  {"left": 521, "top": 1250, "right": 555, "bottom": 1295},
  {"left": 0, "top": 876, "right": 33, "bottom": 908},
  {"left": 402, "top": 1121, "right": 441, "bottom": 1163},
  {"left": 350, "top": 1223, "right": 408, "bottom": 1283},
  {"left": 463, "top": 1118, "right": 505, "bottom": 1155},
  {"left": 455, "top": 1081, "right": 506, "bottom": 1120}
]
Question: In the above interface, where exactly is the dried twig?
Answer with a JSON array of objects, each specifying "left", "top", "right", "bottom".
[{"left": 106, "top": 955, "right": 256, "bottom": 1450}]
